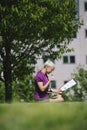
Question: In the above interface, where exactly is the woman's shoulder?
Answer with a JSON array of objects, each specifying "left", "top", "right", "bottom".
[
  {"left": 35, "top": 70, "right": 44, "bottom": 81},
  {"left": 36, "top": 70, "right": 44, "bottom": 77}
]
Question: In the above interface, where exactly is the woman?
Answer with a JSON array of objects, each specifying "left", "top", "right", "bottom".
[{"left": 34, "top": 60, "right": 64, "bottom": 102}]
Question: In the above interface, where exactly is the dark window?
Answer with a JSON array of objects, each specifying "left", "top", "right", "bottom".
[
  {"left": 73, "top": 32, "right": 77, "bottom": 38},
  {"left": 84, "top": 2, "right": 87, "bottom": 11},
  {"left": 51, "top": 81, "right": 56, "bottom": 89},
  {"left": 86, "top": 56, "right": 87, "bottom": 64},
  {"left": 63, "top": 56, "right": 68, "bottom": 63},
  {"left": 70, "top": 56, "right": 75, "bottom": 63},
  {"left": 85, "top": 29, "right": 87, "bottom": 38},
  {"left": 64, "top": 81, "right": 68, "bottom": 84},
  {"left": 63, "top": 55, "right": 75, "bottom": 64},
  {"left": 42, "top": 55, "right": 55, "bottom": 63}
]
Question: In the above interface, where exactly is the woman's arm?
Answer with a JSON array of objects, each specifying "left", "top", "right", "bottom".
[
  {"left": 50, "top": 88, "right": 63, "bottom": 94},
  {"left": 37, "top": 76, "right": 56, "bottom": 92},
  {"left": 37, "top": 80, "right": 50, "bottom": 92}
]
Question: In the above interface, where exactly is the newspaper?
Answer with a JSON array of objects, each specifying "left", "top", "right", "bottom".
[{"left": 60, "top": 79, "right": 76, "bottom": 91}]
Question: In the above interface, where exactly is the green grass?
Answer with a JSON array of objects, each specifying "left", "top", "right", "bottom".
[{"left": 0, "top": 102, "right": 87, "bottom": 130}]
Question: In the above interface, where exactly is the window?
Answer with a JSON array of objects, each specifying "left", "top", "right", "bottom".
[
  {"left": 63, "top": 56, "right": 68, "bottom": 63},
  {"left": 73, "top": 32, "right": 77, "bottom": 38},
  {"left": 64, "top": 81, "right": 68, "bottom": 84},
  {"left": 70, "top": 56, "right": 75, "bottom": 63},
  {"left": 51, "top": 81, "right": 56, "bottom": 89},
  {"left": 84, "top": 2, "right": 87, "bottom": 11},
  {"left": 85, "top": 29, "right": 87, "bottom": 38},
  {"left": 86, "top": 55, "right": 87, "bottom": 64},
  {"left": 63, "top": 55, "right": 75, "bottom": 64}
]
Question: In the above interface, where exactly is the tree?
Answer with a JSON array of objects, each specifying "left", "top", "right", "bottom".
[
  {"left": 0, "top": 0, "right": 82, "bottom": 102},
  {"left": 72, "top": 67, "right": 87, "bottom": 101},
  {"left": 63, "top": 66, "right": 87, "bottom": 101}
]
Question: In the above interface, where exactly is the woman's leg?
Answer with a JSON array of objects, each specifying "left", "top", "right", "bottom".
[{"left": 49, "top": 94, "right": 64, "bottom": 102}]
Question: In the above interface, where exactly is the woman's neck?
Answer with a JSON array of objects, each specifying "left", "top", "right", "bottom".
[{"left": 41, "top": 68, "right": 46, "bottom": 74}]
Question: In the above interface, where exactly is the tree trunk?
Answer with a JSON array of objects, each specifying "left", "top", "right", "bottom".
[{"left": 3, "top": 41, "right": 12, "bottom": 103}]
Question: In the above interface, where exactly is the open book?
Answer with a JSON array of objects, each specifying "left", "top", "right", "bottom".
[{"left": 60, "top": 79, "right": 76, "bottom": 91}]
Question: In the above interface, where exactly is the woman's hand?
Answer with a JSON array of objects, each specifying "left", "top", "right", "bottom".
[
  {"left": 49, "top": 74, "right": 55, "bottom": 82},
  {"left": 49, "top": 88, "right": 63, "bottom": 94},
  {"left": 57, "top": 90, "right": 63, "bottom": 94},
  {"left": 49, "top": 77, "right": 55, "bottom": 82}
]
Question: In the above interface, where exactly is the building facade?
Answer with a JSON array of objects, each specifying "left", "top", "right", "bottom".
[{"left": 35, "top": 0, "right": 87, "bottom": 89}]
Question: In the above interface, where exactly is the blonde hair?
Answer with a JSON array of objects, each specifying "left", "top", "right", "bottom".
[{"left": 44, "top": 60, "right": 55, "bottom": 68}]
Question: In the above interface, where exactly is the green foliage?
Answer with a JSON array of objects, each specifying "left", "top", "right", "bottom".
[
  {"left": 64, "top": 66, "right": 87, "bottom": 101},
  {"left": 12, "top": 75, "right": 35, "bottom": 102},
  {"left": 0, "top": 82, "right": 5, "bottom": 103},
  {"left": 0, "top": 75, "right": 35, "bottom": 103},
  {"left": 0, "top": 0, "right": 81, "bottom": 64},
  {"left": 0, "top": 0, "right": 82, "bottom": 102}
]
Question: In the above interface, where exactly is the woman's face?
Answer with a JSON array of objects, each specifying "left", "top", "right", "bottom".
[{"left": 46, "top": 66, "right": 54, "bottom": 74}]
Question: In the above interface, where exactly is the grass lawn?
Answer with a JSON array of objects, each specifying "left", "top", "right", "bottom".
[{"left": 0, "top": 102, "right": 87, "bottom": 130}]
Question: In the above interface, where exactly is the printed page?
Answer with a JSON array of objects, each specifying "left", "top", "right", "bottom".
[{"left": 60, "top": 79, "right": 76, "bottom": 91}]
